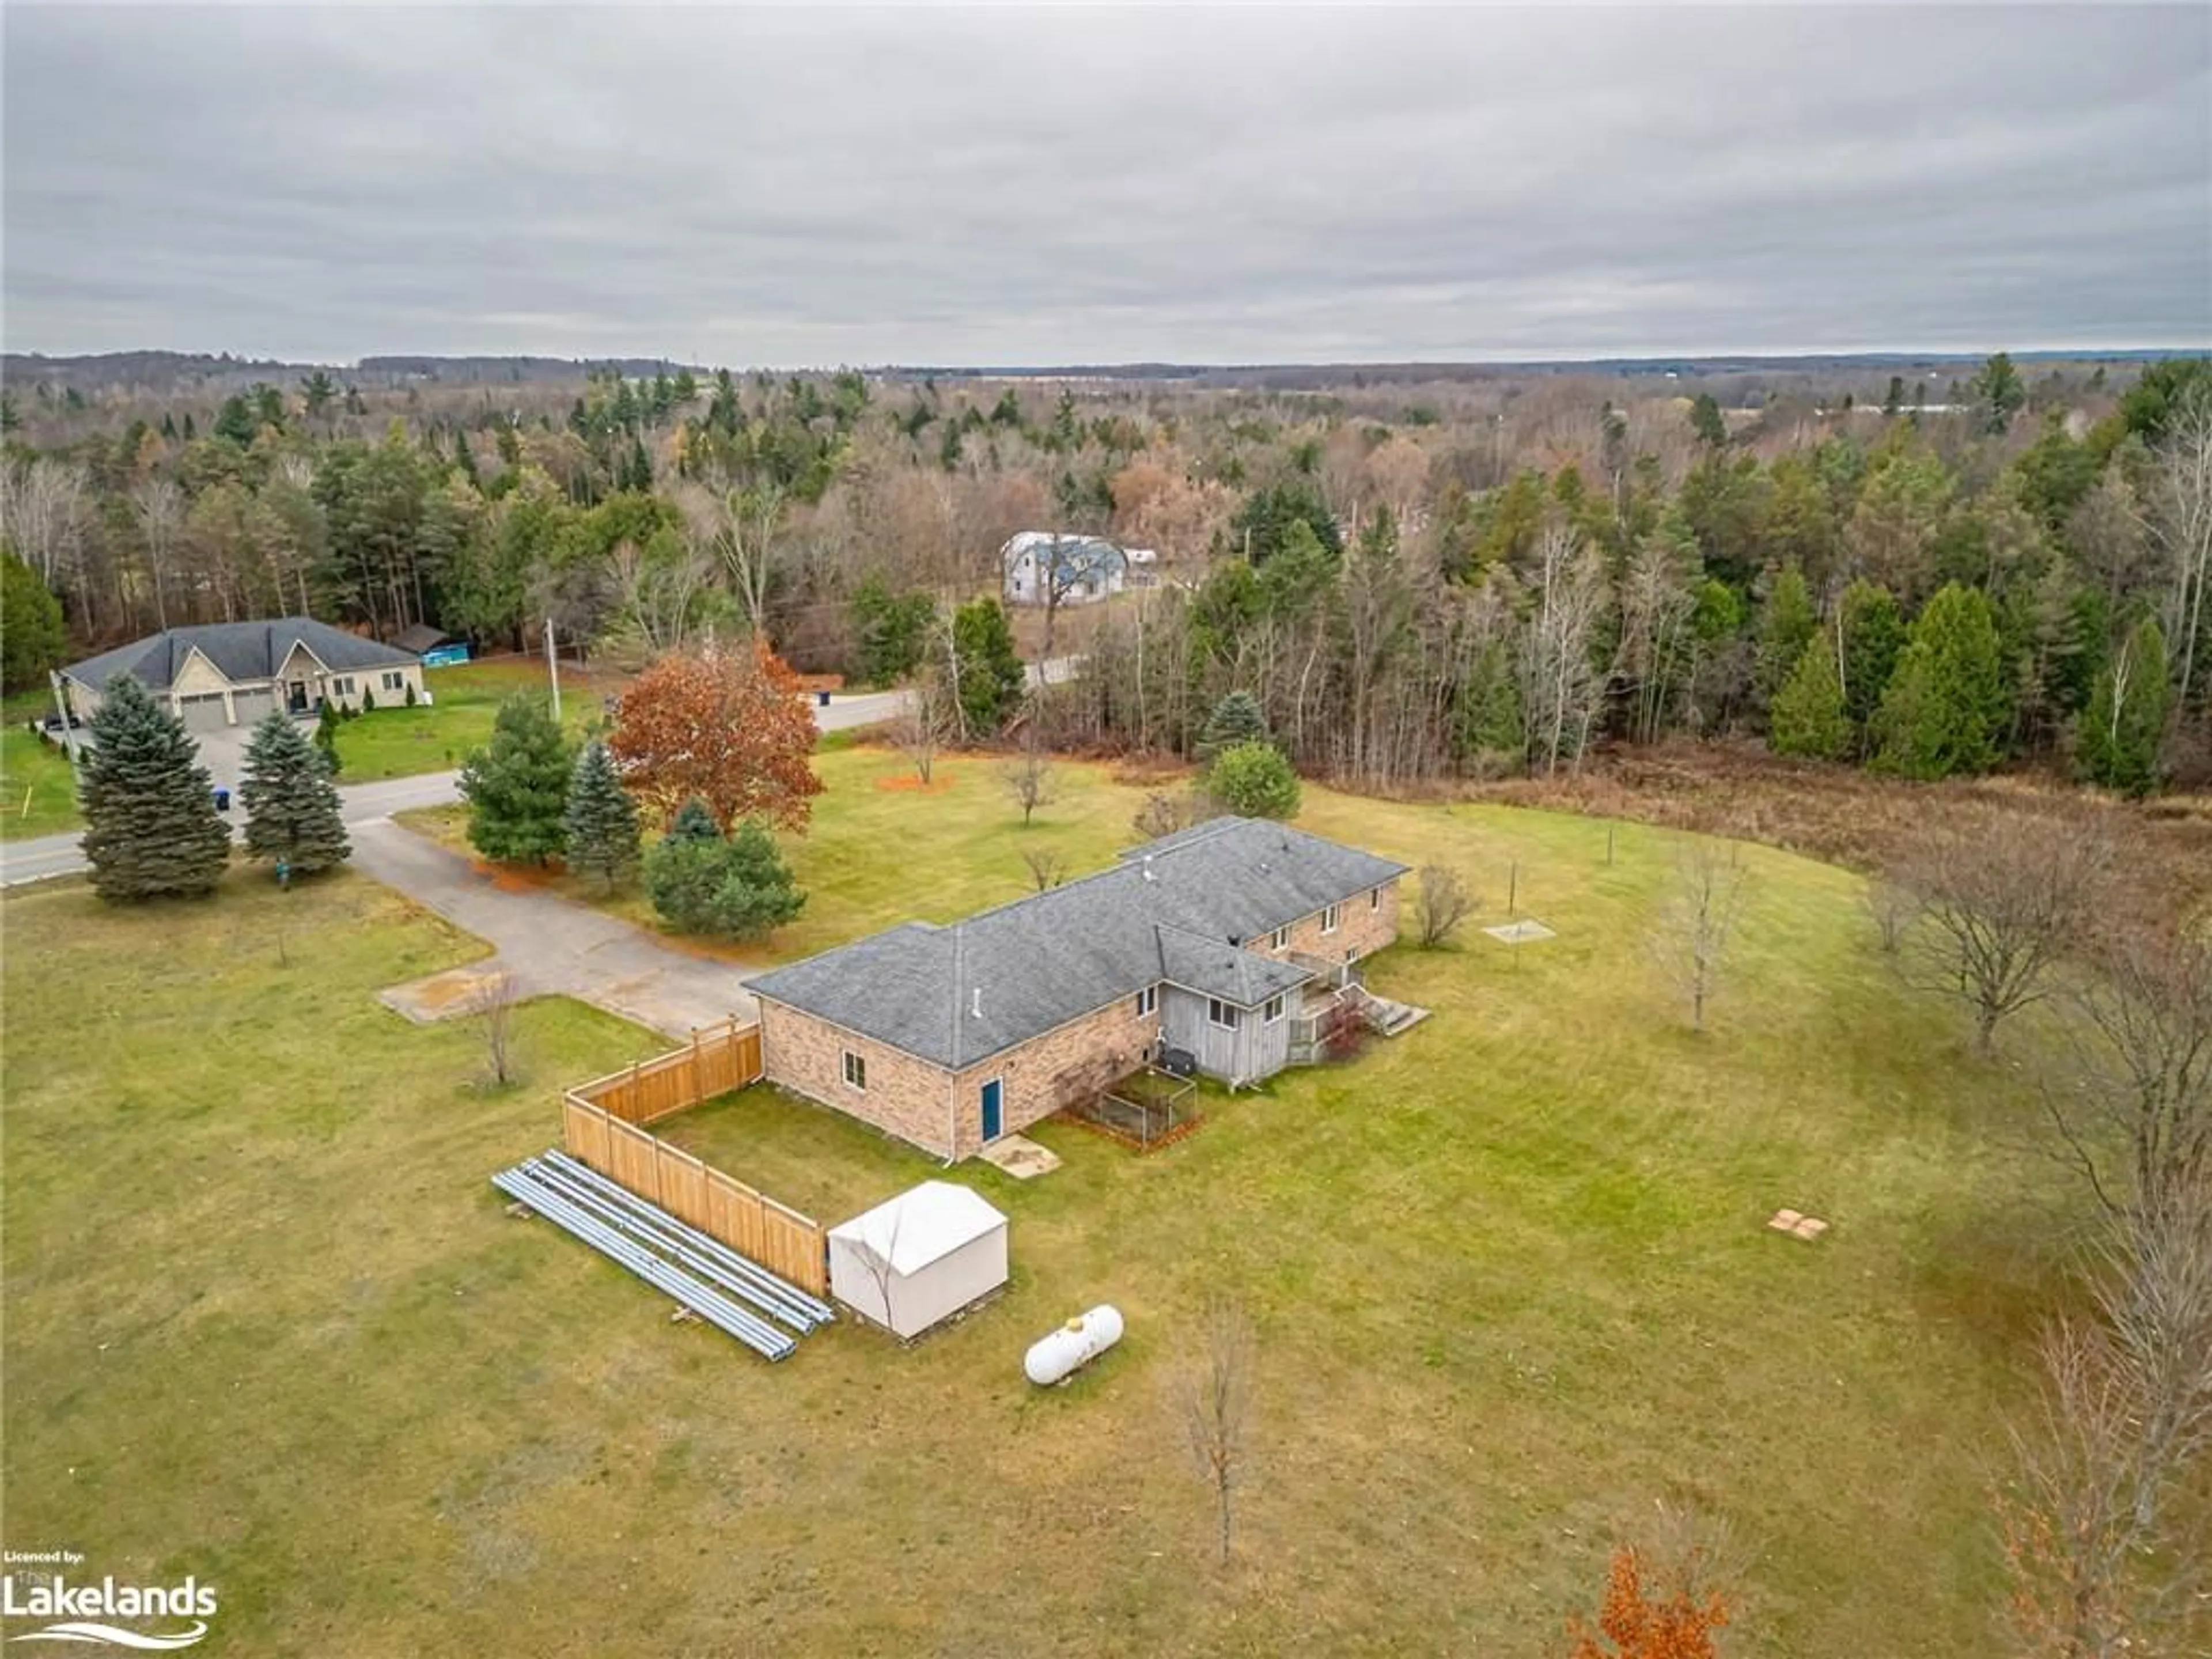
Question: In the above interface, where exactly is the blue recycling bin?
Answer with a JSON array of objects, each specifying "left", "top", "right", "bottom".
[
  {"left": 213, "top": 787, "right": 232, "bottom": 812},
  {"left": 817, "top": 690, "right": 831, "bottom": 707}
]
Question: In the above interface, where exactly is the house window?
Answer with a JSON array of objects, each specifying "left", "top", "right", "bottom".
[
  {"left": 1263, "top": 994, "right": 1285, "bottom": 1023},
  {"left": 1207, "top": 998, "right": 1239, "bottom": 1031},
  {"left": 842, "top": 1050, "right": 867, "bottom": 1091},
  {"left": 1321, "top": 904, "right": 1340, "bottom": 935},
  {"left": 1370, "top": 887, "right": 1381, "bottom": 911},
  {"left": 1271, "top": 926, "right": 1290, "bottom": 950},
  {"left": 381, "top": 671, "right": 404, "bottom": 692},
  {"left": 1136, "top": 985, "right": 1158, "bottom": 1018},
  {"left": 333, "top": 676, "right": 354, "bottom": 697}
]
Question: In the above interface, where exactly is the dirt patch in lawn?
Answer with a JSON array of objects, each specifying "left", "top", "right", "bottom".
[
  {"left": 874, "top": 772, "right": 957, "bottom": 793},
  {"left": 378, "top": 964, "right": 509, "bottom": 1023}
]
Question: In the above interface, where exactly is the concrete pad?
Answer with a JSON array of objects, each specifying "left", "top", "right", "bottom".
[
  {"left": 1483, "top": 919, "right": 1556, "bottom": 944},
  {"left": 1792, "top": 1216, "right": 1831, "bottom": 1241},
  {"left": 1766, "top": 1209, "right": 1803, "bottom": 1232},
  {"left": 380, "top": 964, "right": 512, "bottom": 1024},
  {"left": 978, "top": 1135, "right": 1061, "bottom": 1180}
]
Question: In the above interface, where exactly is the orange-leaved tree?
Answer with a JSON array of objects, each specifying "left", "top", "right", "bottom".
[
  {"left": 609, "top": 638, "right": 824, "bottom": 832},
  {"left": 1568, "top": 1546, "right": 1730, "bottom": 1659}
]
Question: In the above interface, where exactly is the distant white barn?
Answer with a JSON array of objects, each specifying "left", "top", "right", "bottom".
[
  {"left": 827, "top": 1181, "right": 1009, "bottom": 1340},
  {"left": 1001, "top": 532, "right": 1129, "bottom": 608}
]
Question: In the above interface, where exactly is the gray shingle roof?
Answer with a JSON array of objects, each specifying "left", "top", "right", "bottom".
[
  {"left": 65, "top": 618, "right": 420, "bottom": 692},
  {"left": 749, "top": 817, "right": 1407, "bottom": 1070},
  {"left": 1155, "top": 925, "right": 1310, "bottom": 1007}
]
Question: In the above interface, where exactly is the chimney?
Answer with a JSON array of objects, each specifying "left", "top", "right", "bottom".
[{"left": 971, "top": 986, "right": 983, "bottom": 1019}]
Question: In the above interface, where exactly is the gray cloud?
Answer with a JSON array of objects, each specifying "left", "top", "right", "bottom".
[{"left": 4, "top": 4, "right": 2206, "bottom": 364}]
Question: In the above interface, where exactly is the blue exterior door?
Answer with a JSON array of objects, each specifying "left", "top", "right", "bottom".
[{"left": 980, "top": 1078, "right": 1003, "bottom": 1141}]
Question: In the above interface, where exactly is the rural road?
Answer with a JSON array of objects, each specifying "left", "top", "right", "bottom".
[
  {"left": 0, "top": 663, "right": 1077, "bottom": 889},
  {"left": 0, "top": 681, "right": 926, "bottom": 889}
]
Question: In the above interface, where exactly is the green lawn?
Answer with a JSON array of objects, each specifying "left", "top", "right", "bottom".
[
  {"left": 397, "top": 740, "right": 1160, "bottom": 961},
  {"left": 2, "top": 773, "right": 2081, "bottom": 1656},
  {"left": 0, "top": 691, "right": 79, "bottom": 839},
  {"left": 331, "top": 660, "right": 618, "bottom": 783},
  {"left": 0, "top": 663, "right": 616, "bottom": 840}
]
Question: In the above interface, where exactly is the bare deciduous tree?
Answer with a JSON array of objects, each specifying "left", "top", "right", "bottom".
[
  {"left": 1865, "top": 874, "right": 1917, "bottom": 955},
  {"left": 1133, "top": 790, "right": 1202, "bottom": 843},
  {"left": 891, "top": 677, "right": 952, "bottom": 785},
  {"left": 127, "top": 475, "right": 184, "bottom": 631},
  {"left": 473, "top": 969, "right": 521, "bottom": 1087},
  {"left": 848, "top": 1209, "right": 905, "bottom": 1338},
  {"left": 998, "top": 738, "right": 1055, "bottom": 827},
  {"left": 1889, "top": 815, "right": 2114, "bottom": 1052},
  {"left": 1649, "top": 843, "right": 1750, "bottom": 1033},
  {"left": 1414, "top": 864, "right": 1474, "bottom": 948},
  {"left": 1021, "top": 849, "right": 1067, "bottom": 892},
  {"left": 1998, "top": 1317, "right": 2148, "bottom": 1659},
  {"left": 1999, "top": 1203, "right": 2212, "bottom": 1658},
  {"left": 2055, "top": 930, "right": 2212, "bottom": 1228},
  {"left": 1175, "top": 1297, "right": 1256, "bottom": 1567},
  {"left": 714, "top": 480, "right": 787, "bottom": 635},
  {"left": 2150, "top": 406, "right": 2212, "bottom": 706},
  {"left": 1518, "top": 516, "right": 1608, "bottom": 777}
]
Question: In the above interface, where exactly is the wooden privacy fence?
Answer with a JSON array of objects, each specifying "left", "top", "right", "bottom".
[
  {"left": 556, "top": 1018, "right": 827, "bottom": 1296},
  {"left": 569, "top": 1017, "right": 763, "bottom": 1127},
  {"left": 560, "top": 1096, "right": 829, "bottom": 1296}
]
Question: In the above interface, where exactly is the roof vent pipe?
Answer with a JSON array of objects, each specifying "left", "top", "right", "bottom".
[
  {"left": 1142, "top": 855, "right": 1155, "bottom": 882},
  {"left": 972, "top": 986, "right": 983, "bottom": 1019}
]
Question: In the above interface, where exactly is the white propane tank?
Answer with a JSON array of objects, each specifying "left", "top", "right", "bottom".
[{"left": 1024, "top": 1304, "right": 1126, "bottom": 1385}]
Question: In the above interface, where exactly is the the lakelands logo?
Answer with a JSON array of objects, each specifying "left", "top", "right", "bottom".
[{"left": 2, "top": 1551, "right": 216, "bottom": 1650}]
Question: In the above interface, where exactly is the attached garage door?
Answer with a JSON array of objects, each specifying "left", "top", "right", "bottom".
[
  {"left": 177, "top": 692, "right": 229, "bottom": 733},
  {"left": 229, "top": 687, "right": 275, "bottom": 726}
]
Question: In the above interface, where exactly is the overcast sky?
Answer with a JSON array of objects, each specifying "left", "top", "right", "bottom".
[{"left": 4, "top": 5, "right": 2207, "bottom": 366}]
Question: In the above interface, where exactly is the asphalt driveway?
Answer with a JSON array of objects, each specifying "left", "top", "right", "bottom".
[{"left": 352, "top": 819, "right": 755, "bottom": 1041}]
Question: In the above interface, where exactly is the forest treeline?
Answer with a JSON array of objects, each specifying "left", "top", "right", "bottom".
[{"left": 2, "top": 351, "right": 2207, "bottom": 794}]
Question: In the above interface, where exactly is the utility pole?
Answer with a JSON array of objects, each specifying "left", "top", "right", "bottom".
[
  {"left": 544, "top": 618, "right": 562, "bottom": 722},
  {"left": 48, "top": 669, "right": 81, "bottom": 764}
]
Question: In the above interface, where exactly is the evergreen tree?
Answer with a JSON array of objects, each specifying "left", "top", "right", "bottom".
[
  {"left": 1768, "top": 635, "right": 1853, "bottom": 760},
  {"left": 1836, "top": 579, "right": 1906, "bottom": 749},
  {"left": 1971, "top": 350, "right": 2027, "bottom": 434},
  {"left": 1753, "top": 564, "right": 1818, "bottom": 709},
  {"left": 2075, "top": 618, "right": 2170, "bottom": 797},
  {"left": 238, "top": 708, "right": 349, "bottom": 874},
  {"left": 1689, "top": 392, "right": 1728, "bottom": 448},
  {"left": 313, "top": 700, "right": 343, "bottom": 778},
  {"left": 563, "top": 740, "right": 641, "bottom": 892},
  {"left": 715, "top": 819, "right": 807, "bottom": 938},
  {"left": 459, "top": 696, "right": 571, "bottom": 863},
  {"left": 1196, "top": 690, "right": 1270, "bottom": 759},
  {"left": 850, "top": 577, "right": 934, "bottom": 685},
  {"left": 1230, "top": 478, "right": 1342, "bottom": 563},
  {"left": 78, "top": 675, "right": 232, "bottom": 903},
  {"left": 452, "top": 428, "right": 481, "bottom": 487},
  {"left": 1873, "top": 584, "right": 2011, "bottom": 779},
  {"left": 950, "top": 597, "right": 1026, "bottom": 737},
  {"left": 1, "top": 551, "right": 68, "bottom": 693},
  {"left": 1206, "top": 740, "right": 1301, "bottom": 819},
  {"left": 667, "top": 795, "right": 722, "bottom": 843},
  {"left": 645, "top": 804, "right": 806, "bottom": 940}
]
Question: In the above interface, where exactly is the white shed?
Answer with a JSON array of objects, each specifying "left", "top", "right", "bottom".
[{"left": 827, "top": 1181, "right": 1009, "bottom": 1339}]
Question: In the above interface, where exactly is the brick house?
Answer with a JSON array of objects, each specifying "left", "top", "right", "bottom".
[{"left": 747, "top": 817, "right": 1406, "bottom": 1161}]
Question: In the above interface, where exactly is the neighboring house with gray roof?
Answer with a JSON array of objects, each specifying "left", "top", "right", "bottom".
[
  {"left": 1001, "top": 532, "right": 1129, "bottom": 608},
  {"left": 61, "top": 618, "right": 427, "bottom": 733},
  {"left": 748, "top": 817, "right": 1407, "bottom": 1160}
]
